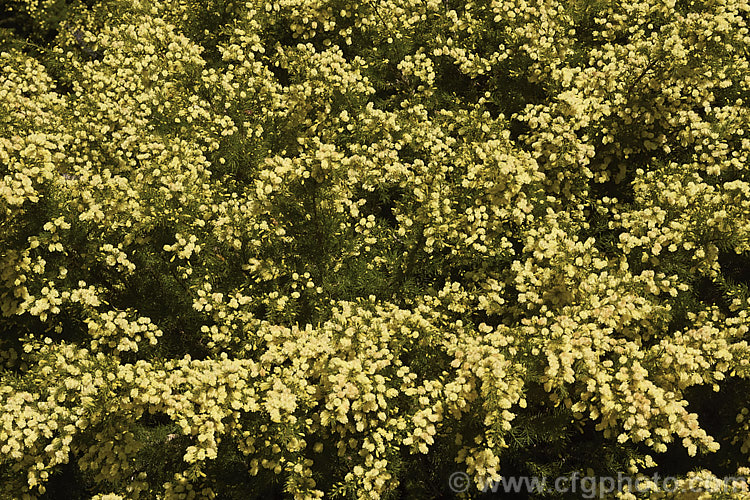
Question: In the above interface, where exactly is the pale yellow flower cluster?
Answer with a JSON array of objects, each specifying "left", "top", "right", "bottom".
[
  {"left": 616, "top": 467, "right": 750, "bottom": 499},
  {"left": 3, "top": 0, "right": 750, "bottom": 497}
]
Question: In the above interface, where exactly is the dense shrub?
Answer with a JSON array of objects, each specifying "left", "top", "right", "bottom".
[{"left": 2, "top": 0, "right": 750, "bottom": 498}]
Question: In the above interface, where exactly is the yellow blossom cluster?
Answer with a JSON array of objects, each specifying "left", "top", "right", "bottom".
[{"left": 2, "top": 0, "right": 750, "bottom": 498}]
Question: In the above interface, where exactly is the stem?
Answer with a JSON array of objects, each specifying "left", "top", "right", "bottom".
[
  {"left": 390, "top": 224, "right": 425, "bottom": 298},
  {"left": 625, "top": 56, "right": 660, "bottom": 102}
]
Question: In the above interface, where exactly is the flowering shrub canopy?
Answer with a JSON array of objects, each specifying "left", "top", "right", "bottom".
[{"left": 2, "top": 0, "right": 750, "bottom": 498}]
